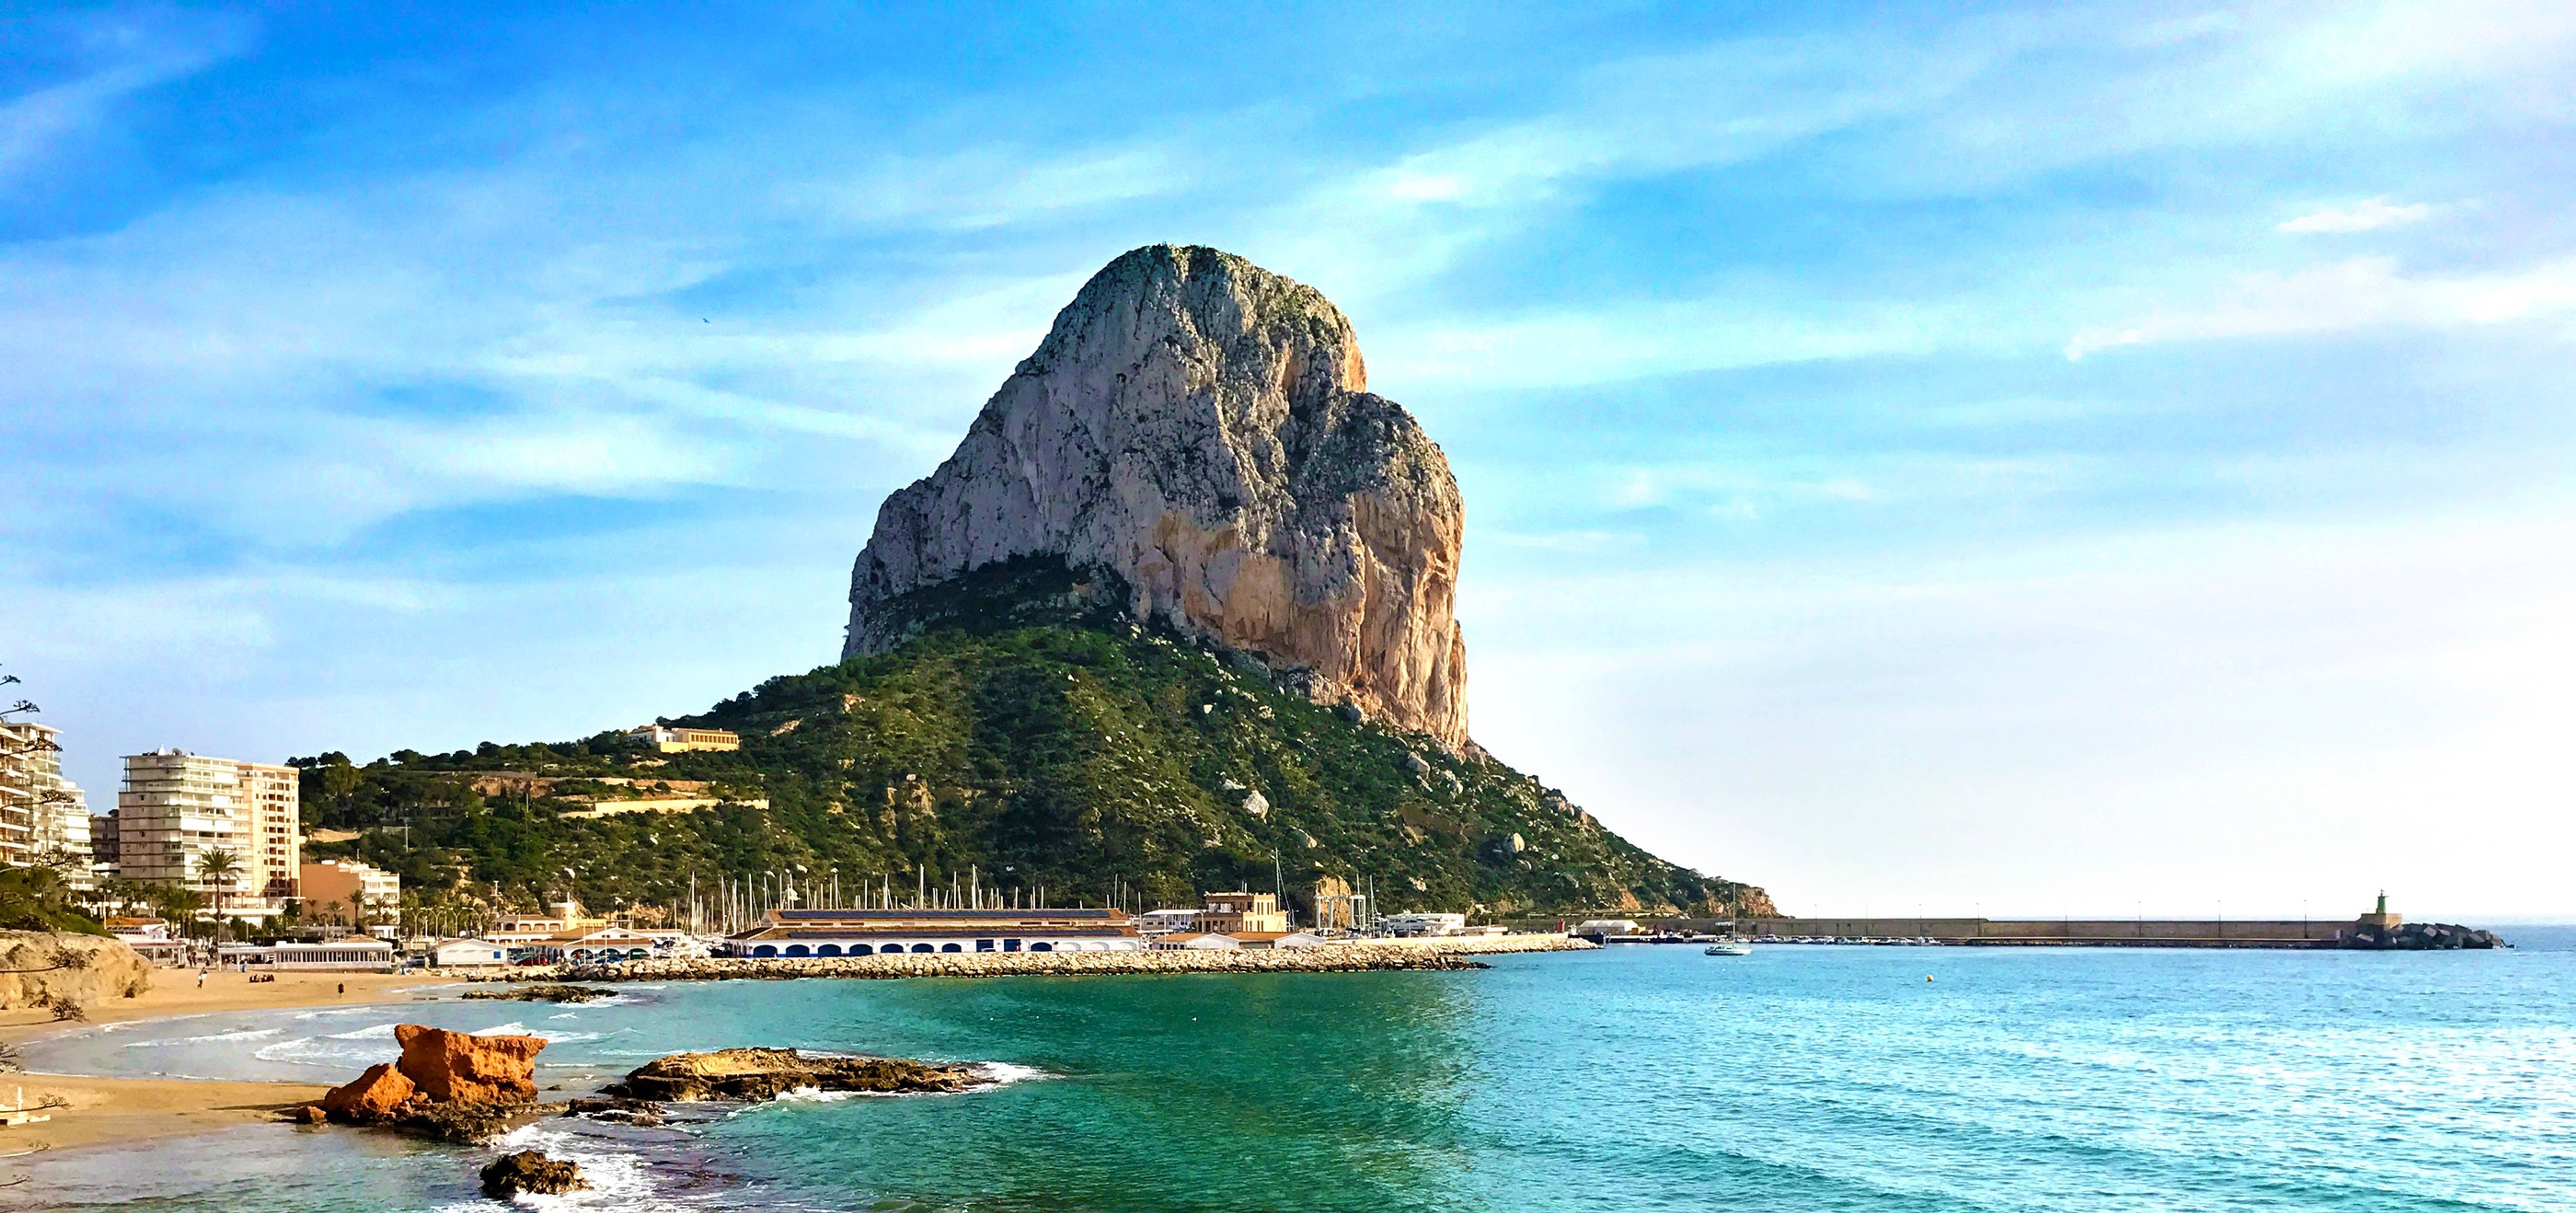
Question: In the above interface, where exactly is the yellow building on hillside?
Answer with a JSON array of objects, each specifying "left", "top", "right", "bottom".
[{"left": 627, "top": 724, "right": 740, "bottom": 753}]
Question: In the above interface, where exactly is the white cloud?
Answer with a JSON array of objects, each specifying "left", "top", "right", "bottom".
[
  {"left": 404, "top": 412, "right": 741, "bottom": 496},
  {"left": 2280, "top": 197, "right": 2435, "bottom": 233},
  {"left": 0, "top": 9, "right": 251, "bottom": 189},
  {"left": 792, "top": 142, "right": 1194, "bottom": 232},
  {"left": 1372, "top": 293, "right": 2008, "bottom": 390},
  {"left": 2065, "top": 255, "right": 2576, "bottom": 359}
]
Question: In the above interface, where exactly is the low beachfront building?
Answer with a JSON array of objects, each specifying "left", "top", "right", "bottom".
[
  {"left": 103, "top": 915, "right": 170, "bottom": 943},
  {"left": 1221, "top": 930, "right": 1333, "bottom": 949},
  {"left": 104, "top": 915, "right": 187, "bottom": 966},
  {"left": 1379, "top": 912, "right": 1468, "bottom": 937},
  {"left": 478, "top": 900, "right": 693, "bottom": 962},
  {"left": 1149, "top": 931, "right": 1240, "bottom": 950},
  {"left": 724, "top": 907, "right": 1145, "bottom": 958},
  {"left": 484, "top": 900, "right": 608, "bottom": 945},
  {"left": 428, "top": 937, "right": 511, "bottom": 967},
  {"left": 1134, "top": 907, "right": 1202, "bottom": 935},
  {"left": 217, "top": 939, "right": 397, "bottom": 971},
  {"left": 553, "top": 925, "right": 688, "bottom": 963}
]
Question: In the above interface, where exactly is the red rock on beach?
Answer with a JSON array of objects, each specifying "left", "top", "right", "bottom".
[
  {"left": 393, "top": 1024, "right": 546, "bottom": 1104},
  {"left": 320, "top": 1062, "right": 417, "bottom": 1122}
]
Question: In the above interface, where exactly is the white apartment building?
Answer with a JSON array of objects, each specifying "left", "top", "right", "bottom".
[
  {"left": 118, "top": 750, "right": 301, "bottom": 916},
  {"left": 1, "top": 721, "right": 91, "bottom": 875}
]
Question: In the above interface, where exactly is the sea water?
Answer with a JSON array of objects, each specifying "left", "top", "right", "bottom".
[{"left": 13, "top": 933, "right": 2575, "bottom": 1211}]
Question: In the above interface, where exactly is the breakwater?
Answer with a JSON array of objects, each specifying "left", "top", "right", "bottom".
[
  {"left": 475, "top": 934, "right": 1596, "bottom": 983},
  {"left": 1694, "top": 916, "right": 2501, "bottom": 948}
]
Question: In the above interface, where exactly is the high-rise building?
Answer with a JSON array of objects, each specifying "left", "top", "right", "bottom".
[
  {"left": 117, "top": 750, "right": 301, "bottom": 916},
  {"left": 91, "top": 808, "right": 118, "bottom": 867},
  {"left": 238, "top": 762, "right": 301, "bottom": 898},
  {"left": 1, "top": 720, "right": 90, "bottom": 875}
]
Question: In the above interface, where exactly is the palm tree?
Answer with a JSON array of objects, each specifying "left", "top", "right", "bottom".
[
  {"left": 196, "top": 849, "right": 240, "bottom": 919},
  {"left": 156, "top": 885, "right": 206, "bottom": 938}
]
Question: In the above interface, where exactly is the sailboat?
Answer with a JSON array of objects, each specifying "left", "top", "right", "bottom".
[{"left": 1704, "top": 887, "right": 1753, "bottom": 956}]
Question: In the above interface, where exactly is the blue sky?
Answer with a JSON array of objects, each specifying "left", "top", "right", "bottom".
[{"left": 9, "top": 2, "right": 2576, "bottom": 918}]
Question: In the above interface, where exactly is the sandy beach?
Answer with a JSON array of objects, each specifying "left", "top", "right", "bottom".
[{"left": 0, "top": 970, "right": 433, "bottom": 1153}]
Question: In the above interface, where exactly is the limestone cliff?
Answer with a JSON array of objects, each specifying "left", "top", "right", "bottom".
[
  {"left": 0, "top": 932, "right": 149, "bottom": 1010},
  {"left": 846, "top": 245, "right": 1470, "bottom": 749}
]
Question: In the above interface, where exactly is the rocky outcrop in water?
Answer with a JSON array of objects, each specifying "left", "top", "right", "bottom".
[
  {"left": 2336, "top": 921, "right": 2504, "bottom": 950},
  {"left": 481, "top": 1151, "right": 588, "bottom": 1199},
  {"left": 606, "top": 1048, "right": 977, "bottom": 1102},
  {"left": 395, "top": 1023, "right": 544, "bottom": 1103},
  {"left": 567, "top": 1095, "right": 666, "bottom": 1127},
  {"left": 461, "top": 983, "right": 618, "bottom": 1003},
  {"left": 318, "top": 1025, "right": 551, "bottom": 1142},
  {"left": 846, "top": 245, "right": 1470, "bottom": 749}
]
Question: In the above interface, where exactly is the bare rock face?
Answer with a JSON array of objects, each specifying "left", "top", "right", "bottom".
[
  {"left": 846, "top": 244, "right": 1470, "bottom": 749},
  {"left": 393, "top": 1024, "right": 544, "bottom": 1104},
  {"left": 0, "top": 932, "right": 150, "bottom": 1010},
  {"left": 321, "top": 1061, "right": 417, "bottom": 1122}
]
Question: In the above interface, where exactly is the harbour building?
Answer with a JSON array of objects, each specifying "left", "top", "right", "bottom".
[
  {"left": 1200, "top": 890, "right": 1289, "bottom": 934},
  {"left": 725, "top": 907, "right": 1146, "bottom": 957},
  {"left": 484, "top": 899, "right": 694, "bottom": 962}
]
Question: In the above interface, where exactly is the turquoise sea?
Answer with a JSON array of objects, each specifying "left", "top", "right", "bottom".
[{"left": 15, "top": 933, "right": 2576, "bottom": 1211}]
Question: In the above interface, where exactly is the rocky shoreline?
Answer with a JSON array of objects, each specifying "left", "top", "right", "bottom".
[
  {"left": 604, "top": 1048, "right": 980, "bottom": 1102},
  {"left": 479, "top": 934, "right": 1594, "bottom": 984}
]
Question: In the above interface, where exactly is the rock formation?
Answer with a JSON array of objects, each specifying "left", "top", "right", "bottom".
[
  {"left": 461, "top": 983, "right": 617, "bottom": 1002},
  {"left": 320, "top": 1061, "right": 416, "bottom": 1121},
  {"left": 393, "top": 1023, "right": 544, "bottom": 1103},
  {"left": 846, "top": 244, "right": 1471, "bottom": 749},
  {"left": 319, "top": 1025, "right": 551, "bottom": 1142},
  {"left": 481, "top": 1151, "right": 589, "bottom": 1199},
  {"left": 607, "top": 1047, "right": 978, "bottom": 1102},
  {"left": 0, "top": 932, "right": 150, "bottom": 1011},
  {"left": 2336, "top": 920, "right": 2504, "bottom": 950}
]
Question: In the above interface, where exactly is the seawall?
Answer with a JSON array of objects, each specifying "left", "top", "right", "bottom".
[
  {"left": 1709, "top": 917, "right": 2348, "bottom": 947},
  {"left": 479, "top": 933, "right": 1596, "bottom": 983}
]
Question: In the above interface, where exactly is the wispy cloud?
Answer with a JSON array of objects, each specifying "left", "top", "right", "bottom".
[
  {"left": 0, "top": 7, "right": 251, "bottom": 191},
  {"left": 2280, "top": 197, "right": 2435, "bottom": 234},
  {"left": 2065, "top": 256, "right": 2576, "bottom": 359}
]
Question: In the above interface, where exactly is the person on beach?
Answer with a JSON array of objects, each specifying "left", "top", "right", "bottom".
[{"left": 197, "top": 970, "right": 207, "bottom": 989}]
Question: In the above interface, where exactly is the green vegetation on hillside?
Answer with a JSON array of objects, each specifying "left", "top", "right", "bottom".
[
  {"left": 0, "top": 867, "right": 106, "bottom": 935},
  {"left": 297, "top": 559, "right": 1757, "bottom": 925}
]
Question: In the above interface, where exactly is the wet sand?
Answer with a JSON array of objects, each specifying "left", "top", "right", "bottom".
[{"left": 0, "top": 970, "right": 436, "bottom": 1153}]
